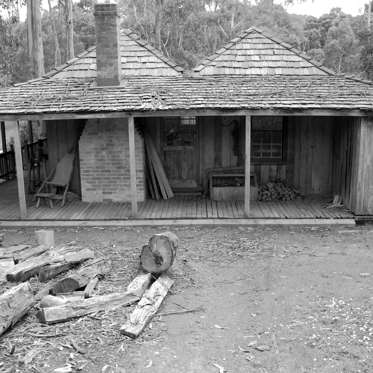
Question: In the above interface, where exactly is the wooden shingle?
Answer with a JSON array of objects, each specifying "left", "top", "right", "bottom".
[
  {"left": 50, "top": 30, "right": 183, "bottom": 80},
  {"left": 194, "top": 27, "right": 330, "bottom": 76}
]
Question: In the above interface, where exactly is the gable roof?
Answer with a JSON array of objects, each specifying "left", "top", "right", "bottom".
[
  {"left": 194, "top": 27, "right": 331, "bottom": 76},
  {"left": 47, "top": 29, "right": 183, "bottom": 79}
]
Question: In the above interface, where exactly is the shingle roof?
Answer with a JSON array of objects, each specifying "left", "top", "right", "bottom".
[
  {"left": 1, "top": 75, "right": 372, "bottom": 115},
  {"left": 194, "top": 27, "right": 331, "bottom": 76},
  {"left": 45, "top": 29, "right": 183, "bottom": 79}
]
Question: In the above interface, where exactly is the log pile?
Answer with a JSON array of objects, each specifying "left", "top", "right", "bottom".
[
  {"left": 0, "top": 231, "right": 178, "bottom": 340},
  {"left": 258, "top": 181, "right": 300, "bottom": 201},
  {"left": 144, "top": 134, "right": 174, "bottom": 200}
]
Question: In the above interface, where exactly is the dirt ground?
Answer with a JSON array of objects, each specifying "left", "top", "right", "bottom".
[{"left": 0, "top": 224, "right": 372, "bottom": 373}]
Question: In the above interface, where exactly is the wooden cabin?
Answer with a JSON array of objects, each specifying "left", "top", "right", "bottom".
[{"left": 0, "top": 2, "right": 372, "bottom": 222}]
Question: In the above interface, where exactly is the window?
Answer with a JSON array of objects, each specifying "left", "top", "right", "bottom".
[{"left": 251, "top": 117, "right": 284, "bottom": 162}]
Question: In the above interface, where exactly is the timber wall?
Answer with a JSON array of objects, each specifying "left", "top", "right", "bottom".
[{"left": 143, "top": 116, "right": 335, "bottom": 196}]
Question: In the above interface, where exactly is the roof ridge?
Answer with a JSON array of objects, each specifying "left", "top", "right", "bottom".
[{"left": 194, "top": 27, "right": 334, "bottom": 76}]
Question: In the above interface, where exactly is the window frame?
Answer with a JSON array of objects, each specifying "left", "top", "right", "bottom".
[{"left": 251, "top": 117, "right": 287, "bottom": 164}]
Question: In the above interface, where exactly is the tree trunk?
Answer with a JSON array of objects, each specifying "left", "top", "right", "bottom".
[
  {"left": 65, "top": 0, "right": 74, "bottom": 60},
  {"left": 28, "top": 0, "right": 45, "bottom": 78},
  {"left": 48, "top": 0, "right": 62, "bottom": 67},
  {"left": 140, "top": 232, "right": 178, "bottom": 274}
]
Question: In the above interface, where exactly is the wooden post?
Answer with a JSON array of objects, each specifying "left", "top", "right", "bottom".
[
  {"left": 244, "top": 115, "right": 251, "bottom": 217},
  {"left": 128, "top": 117, "right": 138, "bottom": 216},
  {"left": 12, "top": 121, "right": 27, "bottom": 218},
  {"left": 1, "top": 121, "right": 6, "bottom": 152}
]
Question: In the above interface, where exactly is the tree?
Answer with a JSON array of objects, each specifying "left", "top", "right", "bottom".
[{"left": 27, "top": 0, "right": 45, "bottom": 78}]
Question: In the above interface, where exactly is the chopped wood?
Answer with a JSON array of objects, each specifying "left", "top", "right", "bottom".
[
  {"left": 140, "top": 232, "right": 178, "bottom": 274},
  {"left": 38, "top": 262, "right": 74, "bottom": 282},
  {"left": 40, "top": 293, "right": 84, "bottom": 308},
  {"left": 84, "top": 277, "right": 99, "bottom": 298},
  {"left": 0, "top": 259, "right": 15, "bottom": 282},
  {"left": 37, "top": 292, "right": 139, "bottom": 324},
  {"left": 6, "top": 248, "right": 94, "bottom": 283},
  {"left": 0, "top": 245, "right": 31, "bottom": 260},
  {"left": 50, "top": 259, "right": 109, "bottom": 295},
  {"left": 120, "top": 274, "right": 174, "bottom": 338},
  {"left": 126, "top": 272, "right": 152, "bottom": 297},
  {"left": 13, "top": 245, "right": 48, "bottom": 264},
  {"left": 0, "top": 282, "right": 34, "bottom": 337}
]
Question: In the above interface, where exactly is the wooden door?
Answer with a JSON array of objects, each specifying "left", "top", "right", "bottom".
[{"left": 161, "top": 117, "right": 200, "bottom": 190}]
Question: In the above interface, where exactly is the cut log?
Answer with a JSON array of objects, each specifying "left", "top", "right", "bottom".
[
  {"left": 140, "top": 232, "right": 178, "bottom": 274},
  {"left": 37, "top": 272, "right": 152, "bottom": 324},
  {"left": 0, "top": 245, "right": 31, "bottom": 260},
  {"left": 50, "top": 259, "right": 109, "bottom": 295},
  {"left": 120, "top": 274, "right": 174, "bottom": 338},
  {"left": 35, "top": 230, "right": 54, "bottom": 247},
  {"left": 40, "top": 292, "right": 84, "bottom": 308},
  {"left": 0, "top": 282, "right": 35, "bottom": 337},
  {"left": 37, "top": 292, "right": 139, "bottom": 324},
  {"left": 6, "top": 248, "right": 94, "bottom": 283},
  {"left": 126, "top": 272, "right": 152, "bottom": 297},
  {"left": 84, "top": 277, "right": 99, "bottom": 298},
  {"left": 0, "top": 259, "right": 15, "bottom": 282},
  {"left": 0, "top": 233, "right": 4, "bottom": 246},
  {"left": 38, "top": 262, "right": 73, "bottom": 282},
  {"left": 13, "top": 245, "right": 48, "bottom": 264}
]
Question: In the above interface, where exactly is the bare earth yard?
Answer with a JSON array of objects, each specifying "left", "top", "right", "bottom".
[{"left": 0, "top": 224, "right": 372, "bottom": 373}]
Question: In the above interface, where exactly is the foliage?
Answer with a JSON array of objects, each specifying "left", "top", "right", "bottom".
[{"left": 0, "top": 0, "right": 373, "bottom": 85}]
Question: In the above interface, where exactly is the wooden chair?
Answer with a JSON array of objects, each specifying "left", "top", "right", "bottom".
[{"left": 35, "top": 151, "right": 75, "bottom": 208}]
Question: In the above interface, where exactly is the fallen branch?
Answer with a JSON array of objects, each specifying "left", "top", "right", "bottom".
[{"left": 157, "top": 306, "right": 204, "bottom": 317}]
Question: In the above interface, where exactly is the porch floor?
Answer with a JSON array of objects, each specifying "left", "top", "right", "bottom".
[{"left": 0, "top": 180, "right": 353, "bottom": 220}]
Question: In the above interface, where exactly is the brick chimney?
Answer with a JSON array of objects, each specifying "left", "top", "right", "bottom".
[{"left": 94, "top": 1, "right": 121, "bottom": 86}]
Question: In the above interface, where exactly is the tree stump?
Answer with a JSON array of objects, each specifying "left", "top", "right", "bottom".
[{"left": 140, "top": 232, "right": 178, "bottom": 274}]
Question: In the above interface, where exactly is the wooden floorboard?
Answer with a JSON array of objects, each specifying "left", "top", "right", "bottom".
[{"left": 0, "top": 180, "right": 354, "bottom": 221}]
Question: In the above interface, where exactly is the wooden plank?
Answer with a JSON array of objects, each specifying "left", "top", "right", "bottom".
[
  {"left": 245, "top": 115, "right": 251, "bottom": 217},
  {"left": 120, "top": 274, "right": 174, "bottom": 338},
  {"left": 11, "top": 121, "right": 27, "bottom": 218},
  {"left": 128, "top": 117, "right": 138, "bottom": 216}
]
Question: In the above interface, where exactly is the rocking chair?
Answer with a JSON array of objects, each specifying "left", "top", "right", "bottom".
[{"left": 35, "top": 151, "right": 76, "bottom": 208}]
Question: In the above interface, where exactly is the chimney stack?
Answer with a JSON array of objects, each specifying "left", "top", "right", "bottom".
[{"left": 94, "top": 1, "right": 121, "bottom": 86}]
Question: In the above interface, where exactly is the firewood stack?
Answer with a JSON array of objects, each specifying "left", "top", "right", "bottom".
[
  {"left": 258, "top": 181, "right": 300, "bottom": 201},
  {"left": 0, "top": 230, "right": 177, "bottom": 340}
]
